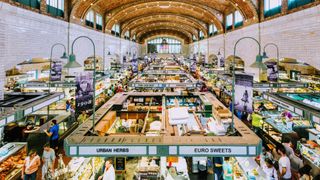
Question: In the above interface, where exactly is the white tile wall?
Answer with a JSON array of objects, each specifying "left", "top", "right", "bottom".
[
  {"left": 0, "top": 2, "right": 140, "bottom": 71},
  {"left": 190, "top": 5, "right": 320, "bottom": 79}
]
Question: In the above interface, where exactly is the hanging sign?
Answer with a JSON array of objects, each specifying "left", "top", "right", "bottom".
[
  {"left": 234, "top": 73, "right": 253, "bottom": 113},
  {"left": 265, "top": 61, "right": 278, "bottom": 82},
  {"left": 50, "top": 60, "right": 62, "bottom": 81},
  {"left": 75, "top": 72, "right": 94, "bottom": 117}
]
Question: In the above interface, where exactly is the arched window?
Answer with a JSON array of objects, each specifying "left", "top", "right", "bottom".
[
  {"left": 46, "top": 0, "right": 64, "bottom": 17},
  {"left": 192, "top": 35, "right": 197, "bottom": 42},
  {"left": 96, "top": 14, "right": 103, "bottom": 31},
  {"left": 209, "top": 24, "right": 218, "bottom": 36},
  {"left": 111, "top": 24, "right": 120, "bottom": 37},
  {"left": 124, "top": 31, "right": 130, "bottom": 40},
  {"left": 147, "top": 37, "right": 182, "bottom": 54},
  {"left": 264, "top": 0, "right": 282, "bottom": 18},
  {"left": 85, "top": 10, "right": 94, "bottom": 28},
  {"left": 199, "top": 31, "right": 204, "bottom": 40},
  {"left": 234, "top": 11, "right": 243, "bottom": 28},
  {"left": 132, "top": 34, "right": 136, "bottom": 42},
  {"left": 226, "top": 14, "right": 233, "bottom": 31}
]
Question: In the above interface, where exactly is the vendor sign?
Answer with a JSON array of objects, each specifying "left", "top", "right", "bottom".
[
  {"left": 265, "top": 61, "right": 278, "bottom": 82},
  {"left": 50, "top": 60, "right": 62, "bottom": 81}
]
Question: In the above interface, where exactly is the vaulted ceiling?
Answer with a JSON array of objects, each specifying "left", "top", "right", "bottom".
[{"left": 70, "top": 0, "right": 258, "bottom": 44}]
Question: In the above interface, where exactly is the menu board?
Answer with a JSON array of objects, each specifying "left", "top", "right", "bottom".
[{"left": 115, "top": 157, "right": 126, "bottom": 171}]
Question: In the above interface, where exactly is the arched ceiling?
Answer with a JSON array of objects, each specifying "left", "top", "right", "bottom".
[{"left": 70, "top": 0, "right": 258, "bottom": 44}]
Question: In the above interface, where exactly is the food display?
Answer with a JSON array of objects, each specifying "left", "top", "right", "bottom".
[
  {"left": 282, "top": 93, "right": 320, "bottom": 110},
  {"left": 0, "top": 143, "right": 27, "bottom": 180},
  {"left": 298, "top": 141, "right": 320, "bottom": 167},
  {"left": 232, "top": 157, "right": 266, "bottom": 180}
]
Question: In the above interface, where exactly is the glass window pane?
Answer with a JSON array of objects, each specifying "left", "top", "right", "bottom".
[{"left": 226, "top": 14, "right": 233, "bottom": 26}]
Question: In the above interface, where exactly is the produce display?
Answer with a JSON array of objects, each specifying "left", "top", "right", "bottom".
[{"left": 283, "top": 93, "right": 320, "bottom": 110}]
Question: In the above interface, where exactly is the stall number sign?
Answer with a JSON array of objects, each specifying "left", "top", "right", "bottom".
[
  {"left": 179, "top": 146, "right": 247, "bottom": 156},
  {"left": 78, "top": 146, "right": 147, "bottom": 156}
]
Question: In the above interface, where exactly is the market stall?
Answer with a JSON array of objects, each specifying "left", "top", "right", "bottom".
[{"left": 65, "top": 92, "right": 262, "bottom": 157}]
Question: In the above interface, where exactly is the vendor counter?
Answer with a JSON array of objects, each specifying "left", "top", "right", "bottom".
[{"left": 64, "top": 92, "right": 262, "bottom": 157}]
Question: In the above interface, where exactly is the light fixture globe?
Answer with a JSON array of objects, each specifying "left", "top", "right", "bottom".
[
  {"left": 250, "top": 55, "right": 267, "bottom": 70},
  {"left": 60, "top": 52, "right": 68, "bottom": 59},
  {"left": 262, "top": 51, "right": 269, "bottom": 59},
  {"left": 64, "top": 54, "right": 82, "bottom": 68}
]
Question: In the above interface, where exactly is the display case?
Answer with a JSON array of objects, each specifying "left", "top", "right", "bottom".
[
  {"left": 84, "top": 56, "right": 103, "bottom": 72},
  {"left": 298, "top": 141, "right": 320, "bottom": 176},
  {"left": 0, "top": 142, "right": 27, "bottom": 180},
  {"left": 233, "top": 157, "right": 266, "bottom": 180}
]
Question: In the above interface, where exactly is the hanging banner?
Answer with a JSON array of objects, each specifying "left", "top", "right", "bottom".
[
  {"left": 265, "top": 61, "right": 278, "bottom": 82},
  {"left": 50, "top": 60, "right": 62, "bottom": 82},
  {"left": 75, "top": 72, "right": 94, "bottom": 117},
  {"left": 132, "top": 59, "right": 138, "bottom": 73},
  {"left": 220, "top": 57, "right": 225, "bottom": 68},
  {"left": 234, "top": 73, "right": 253, "bottom": 113}
]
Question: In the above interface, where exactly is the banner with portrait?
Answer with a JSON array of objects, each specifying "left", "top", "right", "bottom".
[
  {"left": 50, "top": 60, "right": 62, "bottom": 81},
  {"left": 220, "top": 57, "right": 225, "bottom": 68},
  {"left": 234, "top": 73, "right": 253, "bottom": 113},
  {"left": 265, "top": 61, "right": 278, "bottom": 82},
  {"left": 75, "top": 72, "right": 94, "bottom": 117}
]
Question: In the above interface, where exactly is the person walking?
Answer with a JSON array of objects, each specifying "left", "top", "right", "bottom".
[
  {"left": 277, "top": 145, "right": 292, "bottom": 180},
  {"left": 41, "top": 143, "right": 56, "bottom": 180},
  {"left": 22, "top": 149, "right": 41, "bottom": 180},
  {"left": 98, "top": 159, "right": 115, "bottom": 180}
]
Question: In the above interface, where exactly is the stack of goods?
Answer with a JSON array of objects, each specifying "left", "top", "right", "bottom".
[
  {"left": 168, "top": 107, "right": 189, "bottom": 125},
  {"left": 206, "top": 117, "right": 226, "bottom": 136}
]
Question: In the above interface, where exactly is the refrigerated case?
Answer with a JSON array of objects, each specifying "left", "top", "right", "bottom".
[{"left": 0, "top": 142, "right": 27, "bottom": 180}]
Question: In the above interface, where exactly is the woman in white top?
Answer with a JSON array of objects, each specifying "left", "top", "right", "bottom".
[
  {"left": 22, "top": 149, "right": 41, "bottom": 180},
  {"left": 98, "top": 159, "right": 116, "bottom": 180},
  {"left": 261, "top": 158, "right": 278, "bottom": 180}
]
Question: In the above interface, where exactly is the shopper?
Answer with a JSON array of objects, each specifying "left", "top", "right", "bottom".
[
  {"left": 258, "top": 102, "right": 267, "bottom": 112},
  {"left": 65, "top": 100, "right": 71, "bottom": 112},
  {"left": 277, "top": 145, "right": 292, "bottom": 180},
  {"left": 261, "top": 158, "right": 278, "bottom": 180},
  {"left": 44, "top": 119, "right": 59, "bottom": 151},
  {"left": 22, "top": 149, "right": 41, "bottom": 180},
  {"left": 78, "top": 110, "right": 88, "bottom": 123},
  {"left": 251, "top": 110, "right": 263, "bottom": 133},
  {"left": 223, "top": 157, "right": 233, "bottom": 180},
  {"left": 70, "top": 104, "right": 76, "bottom": 124},
  {"left": 42, "top": 143, "right": 56, "bottom": 180},
  {"left": 98, "top": 159, "right": 115, "bottom": 180},
  {"left": 298, "top": 165, "right": 313, "bottom": 180},
  {"left": 282, "top": 137, "right": 294, "bottom": 157},
  {"left": 213, "top": 157, "right": 224, "bottom": 180}
]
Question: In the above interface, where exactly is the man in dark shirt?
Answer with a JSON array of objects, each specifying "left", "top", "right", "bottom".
[{"left": 214, "top": 157, "right": 224, "bottom": 180}]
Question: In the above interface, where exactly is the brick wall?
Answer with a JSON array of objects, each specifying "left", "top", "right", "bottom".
[
  {"left": 0, "top": 2, "right": 140, "bottom": 71},
  {"left": 190, "top": 5, "right": 320, "bottom": 79}
]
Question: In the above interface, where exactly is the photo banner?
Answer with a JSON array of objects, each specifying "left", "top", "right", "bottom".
[
  {"left": 220, "top": 57, "right": 225, "bottom": 68},
  {"left": 234, "top": 74, "right": 253, "bottom": 113},
  {"left": 75, "top": 72, "right": 94, "bottom": 117},
  {"left": 50, "top": 60, "right": 62, "bottom": 81},
  {"left": 265, "top": 61, "right": 278, "bottom": 82}
]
